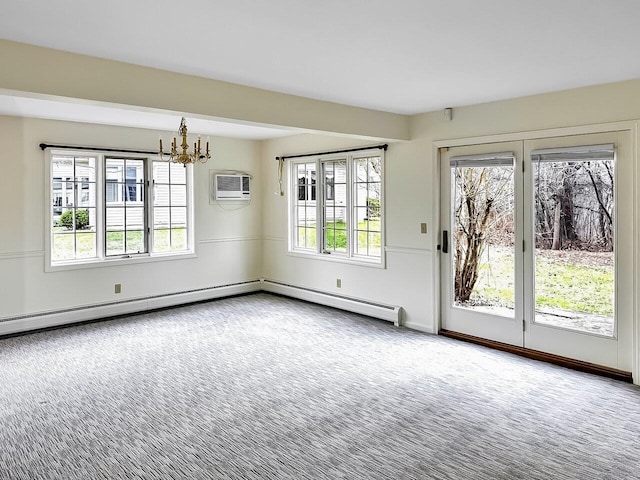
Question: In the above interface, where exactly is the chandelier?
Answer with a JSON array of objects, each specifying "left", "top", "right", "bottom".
[{"left": 159, "top": 117, "right": 210, "bottom": 165}]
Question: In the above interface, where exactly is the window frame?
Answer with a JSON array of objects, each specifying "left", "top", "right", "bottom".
[
  {"left": 45, "top": 148, "right": 196, "bottom": 272},
  {"left": 288, "top": 148, "right": 385, "bottom": 267}
]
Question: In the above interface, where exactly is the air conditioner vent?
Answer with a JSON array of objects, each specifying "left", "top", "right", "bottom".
[{"left": 214, "top": 174, "right": 251, "bottom": 200}]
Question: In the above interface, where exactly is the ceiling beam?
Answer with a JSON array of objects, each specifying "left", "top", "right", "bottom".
[{"left": 0, "top": 39, "right": 409, "bottom": 141}]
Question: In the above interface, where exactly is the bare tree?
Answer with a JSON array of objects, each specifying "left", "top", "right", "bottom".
[
  {"left": 535, "top": 159, "right": 614, "bottom": 252},
  {"left": 454, "top": 166, "right": 513, "bottom": 303}
]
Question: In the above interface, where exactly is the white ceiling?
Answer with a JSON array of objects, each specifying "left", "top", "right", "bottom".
[{"left": 1, "top": 0, "right": 640, "bottom": 137}]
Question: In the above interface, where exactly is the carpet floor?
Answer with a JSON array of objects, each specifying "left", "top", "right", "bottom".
[{"left": 0, "top": 293, "right": 638, "bottom": 479}]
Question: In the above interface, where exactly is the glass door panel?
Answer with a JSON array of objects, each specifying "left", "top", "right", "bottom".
[
  {"left": 532, "top": 145, "right": 615, "bottom": 337},
  {"left": 452, "top": 156, "right": 515, "bottom": 317},
  {"left": 523, "top": 132, "right": 632, "bottom": 371}
]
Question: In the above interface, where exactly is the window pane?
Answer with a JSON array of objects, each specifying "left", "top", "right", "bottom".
[
  {"left": 105, "top": 182, "right": 124, "bottom": 205},
  {"left": 125, "top": 181, "right": 144, "bottom": 203},
  {"left": 125, "top": 161, "right": 145, "bottom": 203},
  {"left": 106, "top": 231, "right": 125, "bottom": 256},
  {"left": 52, "top": 233, "right": 75, "bottom": 261},
  {"left": 325, "top": 227, "right": 346, "bottom": 253},
  {"left": 170, "top": 228, "right": 187, "bottom": 251},
  {"left": 153, "top": 229, "right": 171, "bottom": 252},
  {"left": 106, "top": 208, "right": 125, "bottom": 231},
  {"left": 368, "top": 232, "right": 382, "bottom": 256},
  {"left": 155, "top": 184, "right": 170, "bottom": 206},
  {"left": 331, "top": 207, "right": 347, "bottom": 225},
  {"left": 170, "top": 185, "right": 187, "bottom": 206},
  {"left": 324, "top": 231, "right": 335, "bottom": 251},
  {"left": 83, "top": 208, "right": 97, "bottom": 231},
  {"left": 105, "top": 159, "right": 125, "bottom": 181},
  {"left": 354, "top": 206, "right": 368, "bottom": 224},
  {"left": 353, "top": 183, "right": 366, "bottom": 208},
  {"left": 170, "top": 163, "right": 187, "bottom": 184},
  {"left": 77, "top": 182, "right": 95, "bottom": 207},
  {"left": 76, "top": 232, "right": 97, "bottom": 258},
  {"left": 154, "top": 207, "right": 170, "bottom": 229},
  {"left": 153, "top": 162, "right": 169, "bottom": 183},
  {"left": 171, "top": 207, "right": 187, "bottom": 228},
  {"left": 75, "top": 157, "right": 96, "bottom": 182},
  {"left": 333, "top": 184, "right": 346, "bottom": 206},
  {"left": 126, "top": 230, "right": 145, "bottom": 254},
  {"left": 355, "top": 159, "right": 368, "bottom": 182},
  {"left": 125, "top": 207, "right": 145, "bottom": 230},
  {"left": 297, "top": 227, "right": 316, "bottom": 249}
]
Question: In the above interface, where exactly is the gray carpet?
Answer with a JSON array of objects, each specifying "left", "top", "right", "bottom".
[{"left": 0, "top": 293, "right": 638, "bottom": 480}]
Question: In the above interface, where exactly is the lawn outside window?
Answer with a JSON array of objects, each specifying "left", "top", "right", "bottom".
[
  {"left": 289, "top": 149, "right": 384, "bottom": 266},
  {"left": 46, "top": 149, "right": 194, "bottom": 271}
]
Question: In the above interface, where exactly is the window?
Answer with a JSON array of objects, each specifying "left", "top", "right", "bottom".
[
  {"left": 48, "top": 150, "right": 193, "bottom": 268},
  {"left": 290, "top": 149, "right": 384, "bottom": 264}
]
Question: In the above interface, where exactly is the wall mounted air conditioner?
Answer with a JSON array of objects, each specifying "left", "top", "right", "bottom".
[{"left": 214, "top": 173, "right": 251, "bottom": 200}]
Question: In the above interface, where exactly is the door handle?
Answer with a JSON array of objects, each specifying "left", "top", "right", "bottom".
[{"left": 442, "top": 230, "right": 449, "bottom": 254}]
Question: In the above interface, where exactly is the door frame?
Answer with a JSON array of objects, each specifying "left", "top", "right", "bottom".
[{"left": 432, "top": 120, "right": 639, "bottom": 385}]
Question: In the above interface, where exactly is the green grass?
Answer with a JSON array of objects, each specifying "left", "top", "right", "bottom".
[
  {"left": 53, "top": 228, "right": 187, "bottom": 260},
  {"left": 298, "top": 220, "right": 381, "bottom": 255},
  {"left": 469, "top": 247, "right": 614, "bottom": 316},
  {"left": 534, "top": 256, "right": 613, "bottom": 316},
  {"left": 52, "top": 231, "right": 96, "bottom": 260}
]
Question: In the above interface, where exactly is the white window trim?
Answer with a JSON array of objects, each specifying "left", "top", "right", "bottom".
[
  {"left": 287, "top": 148, "right": 386, "bottom": 268},
  {"left": 44, "top": 148, "right": 196, "bottom": 272}
]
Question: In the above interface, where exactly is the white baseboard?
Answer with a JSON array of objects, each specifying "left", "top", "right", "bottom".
[
  {"left": 260, "top": 279, "right": 402, "bottom": 326},
  {"left": 0, "top": 281, "right": 262, "bottom": 337},
  {"left": 0, "top": 280, "right": 413, "bottom": 337}
]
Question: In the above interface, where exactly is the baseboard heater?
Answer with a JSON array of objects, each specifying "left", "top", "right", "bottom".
[
  {"left": 0, "top": 281, "right": 262, "bottom": 337},
  {"left": 260, "top": 279, "right": 402, "bottom": 326}
]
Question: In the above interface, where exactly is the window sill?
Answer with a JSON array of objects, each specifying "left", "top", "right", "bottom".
[
  {"left": 46, "top": 250, "right": 197, "bottom": 272},
  {"left": 286, "top": 250, "right": 385, "bottom": 269}
]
